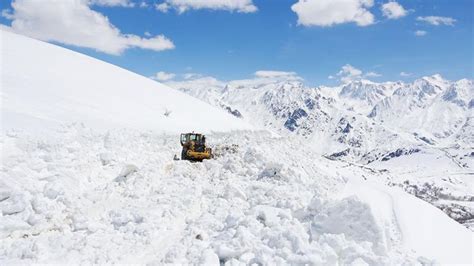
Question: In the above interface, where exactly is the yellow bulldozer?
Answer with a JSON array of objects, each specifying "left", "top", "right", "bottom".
[{"left": 180, "top": 132, "right": 213, "bottom": 161}]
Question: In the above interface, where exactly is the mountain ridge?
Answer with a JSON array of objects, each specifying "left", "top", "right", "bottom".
[{"left": 169, "top": 74, "right": 473, "bottom": 166}]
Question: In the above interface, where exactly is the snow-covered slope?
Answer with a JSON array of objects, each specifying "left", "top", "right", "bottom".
[{"left": 1, "top": 29, "right": 251, "bottom": 134}]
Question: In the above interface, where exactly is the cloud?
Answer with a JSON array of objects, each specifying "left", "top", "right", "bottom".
[
  {"left": 1, "top": 8, "right": 14, "bottom": 19},
  {"left": 416, "top": 16, "right": 456, "bottom": 26},
  {"left": 183, "top": 73, "right": 203, "bottom": 79},
  {"left": 254, "top": 70, "right": 298, "bottom": 78},
  {"left": 414, "top": 30, "right": 427, "bottom": 36},
  {"left": 334, "top": 64, "right": 381, "bottom": 83},
  {"left": 337, "top": 64, "right": 363, "bottom": 83},
  {"left": 400, "top": 72, "right": 412, "bottom": 77},
  {"left": 151, "top": 71, "right": 176, "bottom": 81},
  {"left": 155, "top": 3, "right": 170, "bottom": 12},
  {"left": 381, "top": 1, "right": 407, "bottom": 19},
  {"left": 165, "top": 76, "right": 226, "bottom": 91},
  {"left": 3, "top": 0, "right": 174, "bottom": 55},
  {"left": 166, "top": 70, "right": 303, "bottom": 91},
  {"left": 291, "top": 0, "right": 375, "bottom": 27},
  {"left": 90, "top": 0, "right": 135, "bottom": 7},
  {"left": 155, "top": 0, "right": 257, "bottom": 13},
  {"left": 365, "top": 71, "right": 381, "bottom": 77}
]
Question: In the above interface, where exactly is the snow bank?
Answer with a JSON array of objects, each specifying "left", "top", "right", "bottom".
[
  {"left": 341, "top": 179, "right": 473, "bottom": 264},
  {"left": 1, "top": 29, "right": 252, "bottom": 134}
]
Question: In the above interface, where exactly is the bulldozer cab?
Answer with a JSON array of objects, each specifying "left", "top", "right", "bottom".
[{"left": 180, "top": 133, "right": 204, "bottom": 146}]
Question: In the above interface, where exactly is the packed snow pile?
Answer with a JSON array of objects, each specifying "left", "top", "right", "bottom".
[
  {"left": 1, "top": 127, "right": 472, "bottom": 264},
  {"left": 1, "top": 29, "right": 251, "bottom": 134}
]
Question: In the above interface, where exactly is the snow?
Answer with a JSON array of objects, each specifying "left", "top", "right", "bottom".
[
  {"left": 1, "top": 29, "right": 473, "bottom": 264},
  {"left": 341, "top": 179, "right": 473, "bottom": 264},
  {"left": 1, "top": 127, "right": 471, "bottom": 264},
  {"left": 1, "top": 29, "right": 252, "bottom": 134}
]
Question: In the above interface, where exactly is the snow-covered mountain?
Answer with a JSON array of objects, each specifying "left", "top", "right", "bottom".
[
  {"left": 171, "top": 74, "right": 472, "bottom": 164},
  {"left": 1, "top": 30, "right": 251, "bottom": 134},
  {"left": 1, "top": 29, "right": 472, "bottom": 264}
]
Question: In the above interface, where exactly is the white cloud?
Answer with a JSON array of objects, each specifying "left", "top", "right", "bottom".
[
  {"left": 337, "top": 64, "right": 363, "bottom": 83},
  {"left": 381, "top": 1, "right": 407, "bottom": 19},
  {"left": 183, "top": 73, "right": 203, "bottom": 79},
  {"left": 155, "top": 3, "right": 170, "bottom": 12},
  {"left": 155, "top": 0, "right": 257, "bottom": 13},
  {"left": 254, "top": 70, "right": 298, "bottom": 78},
  {"left": 365, "top": 71, "right": 381, "bottom": 77},
  {"left": 334, "top": 64, "right": 381, "bottom": 83},
  {"left": 90, "top": 0, "right": 134, "bottom": 7},
  {"left": 165, "top": 76, "right": 225, "bottom": 91},
  {"left": 166, "top": 70, "right": 302, "bottom": 91},
  {"left": 291, "top": 0, "right": 375, "bottom": 27},
  {"left": 3, "top": 0, "right": 174, "bottom": 55},
  {"left": 416, "top": 16, "right": 456, "bottom": 26},
  {"left": 1, "top": 8, "right": 14, "bottom": 19},
  {"left": 400, "top": 72, "right": 412, "bottom": 77},
  {"left": 414, "top": 30, "right": 427, "bottom": 36},
  {"left": 151, "top": 71, "right": 176, "bottom": 81}
]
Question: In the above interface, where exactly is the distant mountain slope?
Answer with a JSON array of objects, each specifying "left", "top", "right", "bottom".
[
  {"left": 171, "top": 75, "right": 473, "bottom": 164},
  {"left": 1, "top": 29, "right": 252, "bottom": 134}
]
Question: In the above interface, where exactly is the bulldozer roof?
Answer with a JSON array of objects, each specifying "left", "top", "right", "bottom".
[{"left": 180, "top": 132, "right": 206, "bottom": 146}]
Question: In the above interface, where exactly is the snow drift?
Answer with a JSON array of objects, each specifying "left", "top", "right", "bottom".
[
  {"left": 1, "top": 29, "right": 251, "bottom": 133},
  {"left": 340, "top": 179, "right": 473, "bottom": 264}
]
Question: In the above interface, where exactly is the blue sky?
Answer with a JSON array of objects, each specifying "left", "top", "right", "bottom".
[{"left": 1, "top": 0, "right": 472, "bottom": 86}]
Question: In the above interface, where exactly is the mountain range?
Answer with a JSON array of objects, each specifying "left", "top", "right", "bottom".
[{"left": 169, "top": 74, "right": 473, "bottom": 167}]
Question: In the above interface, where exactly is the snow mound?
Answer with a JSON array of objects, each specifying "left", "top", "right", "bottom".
[
  {"left": 1, "top": 29, "right": 251, "bottom": 134},
  {"left": 341, "top": 179, "right": 473, "bottom": 264}
]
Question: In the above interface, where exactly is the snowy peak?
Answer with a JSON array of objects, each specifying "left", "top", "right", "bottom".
[
  {"left": 339, "top": 80, "right": 397, "bottom": 107},
  {"left": 442, "top": 79, "right": 474, "bottom": 108},
  {"left": 394, "top": 74, "right": 449, "bottom": 98},
  {"left": 369, "top": 75, "right": 458, "bottom": 121},
  {"left": 228, "top": 78, "right": 304, "bottom": 91}
]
